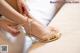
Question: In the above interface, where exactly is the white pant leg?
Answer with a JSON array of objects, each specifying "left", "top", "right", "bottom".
[
  {"left": 23, "top": 36, "right": 33, "bottom": 53},
  {"left": 23, "top": 36, "right": 37, "bottom": 53}
]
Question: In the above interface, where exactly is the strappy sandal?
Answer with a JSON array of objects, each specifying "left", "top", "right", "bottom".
[
  {"left": 36, "top": 31, "right": 61, "bottom": 43},
  {"left": 29, "top": 27, "right": 61, "bottom": 43}
]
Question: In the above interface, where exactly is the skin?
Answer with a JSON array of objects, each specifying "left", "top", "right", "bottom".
[
  {"left": 0, "top": 0, "right": 28, "bottom": 35},
  {"left": 0, "top": 18, "right": 19, "bottom": 35},
  {"left": 0, "top": 0, "right": 65, "bottom": 53},
  {"left": 0, "top": 0, "right": 65, "bottom": 40},
  {"left": 17, "top": 0, "right": 65, "bottom": 40}
]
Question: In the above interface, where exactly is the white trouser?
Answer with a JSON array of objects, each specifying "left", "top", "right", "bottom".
[{"left": 0, "top": 27, "right": 36, "bottom": 53}]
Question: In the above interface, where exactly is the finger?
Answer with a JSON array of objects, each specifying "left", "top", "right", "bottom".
[
  {"left": 1, "top": 18, "right": 18, "bottom": 26},
  {"left": 2, "top": 24, "right": 20, "bottom": 36},
  {"left": 21, "top": 3, "right": 30, "bottom": 15},
  {"left": 18, "top": 0, "right": 30, "bottom": 15}
]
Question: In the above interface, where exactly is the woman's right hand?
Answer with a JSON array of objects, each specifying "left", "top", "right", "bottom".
[
  {"left": 0, "top": 18, "right": 20, "bottom": 36},
  {"left": 17, "top": 0, "right": 29, "bottom": 16}
]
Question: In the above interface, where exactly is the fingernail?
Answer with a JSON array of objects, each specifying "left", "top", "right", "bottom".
[{"left": 12, "top": 31, "right": 20, "bottom": 36}]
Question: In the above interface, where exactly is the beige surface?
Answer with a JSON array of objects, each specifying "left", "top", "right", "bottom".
[{"left": 29, "top": 3, "right": 80, "bottom": 53}]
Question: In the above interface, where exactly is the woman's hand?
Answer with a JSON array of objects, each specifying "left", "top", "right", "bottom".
[
  {"left": 17, "top": 0, "right": 29, "bottom": 16},
  {"left": 0, "top": 18, "right": 20, "bottom": 36}
]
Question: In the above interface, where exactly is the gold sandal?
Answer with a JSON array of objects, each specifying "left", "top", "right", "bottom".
[{"left": 37, "top": 32, "right": 61, "bottom": 43}]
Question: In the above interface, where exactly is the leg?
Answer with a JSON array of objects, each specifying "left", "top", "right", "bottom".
[
  {"left": 4, "top": 0, "right": 58, "bottom": 42},
  {"left": 20, "top": 0, "right": 65, "bottom": 42},
  {"left": 0, "top": 0, "right": 61, "bottom": 43}
]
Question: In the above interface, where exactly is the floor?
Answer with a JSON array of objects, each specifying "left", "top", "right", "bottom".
[{"left": 29, "top": 3, "right": 80, "bottom": 53}]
